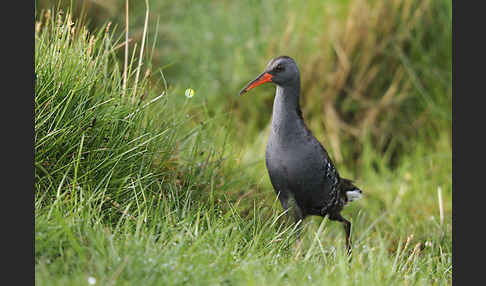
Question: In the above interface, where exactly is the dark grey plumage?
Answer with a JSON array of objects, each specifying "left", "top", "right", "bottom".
[{"left": 240, "top": 56, "right": 363, "bottom": 253}]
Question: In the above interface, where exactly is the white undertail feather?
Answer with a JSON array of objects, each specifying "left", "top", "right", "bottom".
[{"left": 346, "top": 189, "right": 363, "bottom": 202}]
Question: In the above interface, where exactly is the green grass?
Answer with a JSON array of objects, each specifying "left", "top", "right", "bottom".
[{"left": 35, "top": 2, "right": 451, "bottom": 285}]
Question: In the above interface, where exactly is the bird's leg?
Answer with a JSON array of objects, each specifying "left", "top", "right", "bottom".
[
  {"left": 293, "top": 205, "right": 305, "bottom": 241},
  {"left": 330, "top": 213, "right": 352, "bottom": 256},
  {"left": 277, "top": 193, "right": 290, "bottom": 220},
  {"left": 279, "top": 194, "right": 305, "bottom": 255},
  {"left": 288, "top": 202, "right": 304, "bottom": 238},
  {"left": 292, "top": 205, "right": 305, "bottom": 259}
]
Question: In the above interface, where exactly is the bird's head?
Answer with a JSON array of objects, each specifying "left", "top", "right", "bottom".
[{"left": 239, "top": 56, "right": 300, "bottom": 95}]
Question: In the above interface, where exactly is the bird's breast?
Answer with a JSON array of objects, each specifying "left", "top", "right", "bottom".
[{"left": 266, "top": 136, "right": 327, "bottom": 185}]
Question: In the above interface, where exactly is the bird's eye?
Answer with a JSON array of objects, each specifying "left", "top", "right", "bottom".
[{"left": 274, "top": 64, "right": 284, "bottom": 72}]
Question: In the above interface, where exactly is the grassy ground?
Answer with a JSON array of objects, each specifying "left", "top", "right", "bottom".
[{"left": 35, "top": 1, "right": 451, "bottom": 285}]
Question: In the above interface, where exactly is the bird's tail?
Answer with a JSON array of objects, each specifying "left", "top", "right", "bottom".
[{"left": 340, "top": 178, "right": 363, "bottom": 202}]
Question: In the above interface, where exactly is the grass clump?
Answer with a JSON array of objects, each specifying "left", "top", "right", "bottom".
[
  {"left": 34, "top": 7, "right": 238, "bottom": 248},
  {"left": 35, "top": 10, "right": 164, "bottom": 209}
]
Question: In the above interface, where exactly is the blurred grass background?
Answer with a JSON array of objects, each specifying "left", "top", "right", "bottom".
[
  {"left": 36, "top": 0, "right": 451, "bottom": 165},
  {"left": 35, "top": 0, "right": 451, "bottom": 284}
]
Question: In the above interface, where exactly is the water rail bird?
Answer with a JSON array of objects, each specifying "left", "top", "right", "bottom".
[{"left": 239, "top": 56, "right": 363, "bottom": 254}]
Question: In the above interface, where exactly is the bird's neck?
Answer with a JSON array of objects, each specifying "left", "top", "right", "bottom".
[{"left": 270, "top": 82, "right": 306, "bottom": 140}]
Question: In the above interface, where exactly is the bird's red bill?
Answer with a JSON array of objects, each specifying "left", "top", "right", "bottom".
[{"left": 240, "top": 72, "right": 273, "bottom": 95}]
